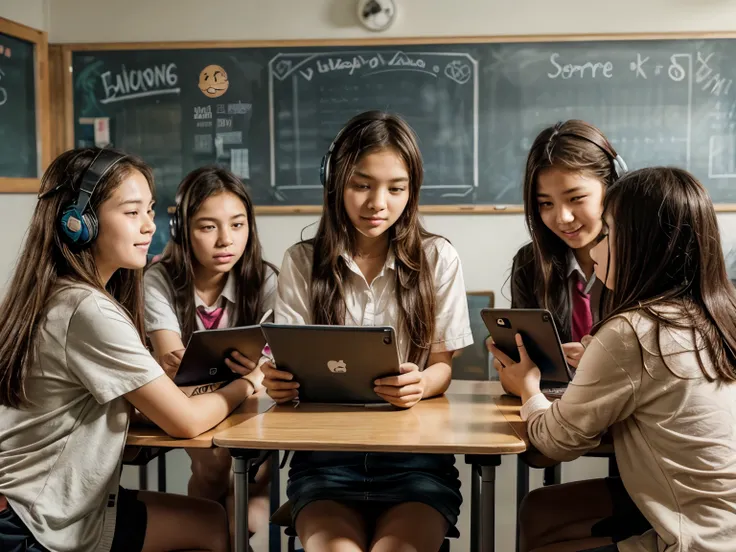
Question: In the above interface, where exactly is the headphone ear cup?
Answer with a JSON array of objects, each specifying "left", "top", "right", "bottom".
[
  {"left": 82, "top": 212, "right": 98, "bottom": 245},
  {"left": 169, "top": 211, "right": 181, "bottom": 243},
  {"left": 59, "top": 207, "right": 91, "bottom": 245},
  {"left": 320, "top": 152, "right": 330, "bottom": 188}
]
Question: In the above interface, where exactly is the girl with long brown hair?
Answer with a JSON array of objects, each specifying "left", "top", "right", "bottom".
[
  {"left": 262, "top": 111, "right": 473, "bottom": 552},
  {"left": 0, "top": 148, "right": 253, "bottom": 552},
  {"left": 490, "top": 167, "right": 736, "bottom": 552},
  {"left": 511, "top": 120, "right": 626, "bottom": 368},
  {"left": 144, "top": 165, "right": 277, "bottom": 536}
]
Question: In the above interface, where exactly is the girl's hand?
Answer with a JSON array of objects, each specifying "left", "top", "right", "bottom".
[
  {"left": 374, "top": 363, "right": 425, "bottom": 409},
  {"left": 225, "top": 350, "right": 257, "bottom": 376},
  {"left": 261, "top": 361, "right": 299, "bottom": 404},
  {"left": 561, "top": 342, "right": 585, "bottom": 368},
  {"left": 486, "top": 334, "right": 542, "bottom": 401},
  {"left": 160, "top": 349, "right": 184, "bottom": 379}
]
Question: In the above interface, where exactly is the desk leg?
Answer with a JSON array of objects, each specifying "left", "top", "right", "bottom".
[
  {"left": 231, "top": 450, "right": 271, "bottom": 552},
  {"left": 138, "top": 465, "right": 148, "bottom": 491},
  {"left": 516, "top": 458, "right": 529, "bottom": 552},
  {"left": 470, "top": 465, "right": 480, "bottom": 552},
  {"left": 157, "top": 454, "right": 167, "bottom": 492},
  {"left": 466, "top": 455, "right": 501, "bottom": 552},
  {"left": 269, "top": 452, "right": 281, "bottom": 552}
]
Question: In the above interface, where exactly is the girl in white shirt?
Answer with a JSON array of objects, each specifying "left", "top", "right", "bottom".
[
  {"left": 263, "top": 111, "right": 473, "bottom": 552},
  {"left": 0, "top": 148, "right": 252, "bottom": 552},
  {"left": 144, "top": 166, "right": 277, "bottom": 537}
]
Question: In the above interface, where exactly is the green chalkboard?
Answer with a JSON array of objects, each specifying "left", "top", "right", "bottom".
[
  {"left": 0, "top": 31, "right": 37, "bottom": 178},
  {"left": 71, "top": 37, "right": 736, "bottom": 250}
]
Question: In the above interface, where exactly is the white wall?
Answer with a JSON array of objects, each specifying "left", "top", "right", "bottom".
[{"left": 0, "top": 0, "right": 48, "bottom": 293}]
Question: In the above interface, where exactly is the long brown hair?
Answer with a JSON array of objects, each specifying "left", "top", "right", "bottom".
[
  {"left": 595, "top": 167, "right": 736, "bottom": 382},
  {"left": 153, "top": 166, "right": 275, "bottom": 343},
  {"left": 0, "top": 148, "right": 155, "bottom": 408},
  {"left": 518, "top": 119, "right": 621, "bottom": 333},
  {"left": 310, "top": 111, "right": 437, "bottom": 365}
]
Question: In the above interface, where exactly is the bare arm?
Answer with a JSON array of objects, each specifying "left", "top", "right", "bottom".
[
  {"left": 124, "top": 375, "right": 251, "bottom": 439},
  {"left": 421, "top": 350, "right": 453, "bottom": 398}
]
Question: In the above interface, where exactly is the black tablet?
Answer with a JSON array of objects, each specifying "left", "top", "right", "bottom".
[
  {"left": 260, "top": 324, "right": 401, "bottom": 404},
  {"left": 174, "top": 325, "right": 266, "bottom": 387},
  {"left": 481, "top": 308, "right": 572, "bottom": 391}
]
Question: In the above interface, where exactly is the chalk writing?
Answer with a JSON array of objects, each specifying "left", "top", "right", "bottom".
[
  {"left": 193, "top": 106, "right": 212, "bottom": 120},
  {"left": 547, "top": 53, "right": 613, "bottom": 79},
  {"left": 100, "top": 63, "right": 180, "bottom": 104}
]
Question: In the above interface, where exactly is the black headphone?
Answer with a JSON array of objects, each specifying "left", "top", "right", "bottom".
[
  {"left": 169, "top": 186, "right": 187, "bottom": 244},
  {"left": 319, "top": 125, "right": 349, "bottom": 189},
  {"left": 549, "top": 121, "right": 628, "bottom": 180},
  {"left": 40, "top": 149, "right": 127, "bottom": 246}
]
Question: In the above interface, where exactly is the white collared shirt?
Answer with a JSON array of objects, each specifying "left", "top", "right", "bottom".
[
  {"left": 275, "top": 236, "right": 473, "bottom": 366},
  {"left": 143, "top": 262, "right": 278, "bottom": 335}
]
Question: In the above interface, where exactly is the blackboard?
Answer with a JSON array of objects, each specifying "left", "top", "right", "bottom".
[
  {"left": 71, "top": 36, "right": 736, "bottom": 221},
  {"left": 0, "top": 31, "right": 38, "bottom": 178}
]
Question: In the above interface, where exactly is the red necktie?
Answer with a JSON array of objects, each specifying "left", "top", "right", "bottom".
[
  {"left": 571, "top": 275, "right": 593, "bottom": 342},
  {"left": 196, "top": 306, "right": 225, "bottom": 330}
]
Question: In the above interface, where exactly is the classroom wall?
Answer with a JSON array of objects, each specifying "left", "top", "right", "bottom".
[{"left": 0, "top": 1, "right": 49, "bottom": 293}]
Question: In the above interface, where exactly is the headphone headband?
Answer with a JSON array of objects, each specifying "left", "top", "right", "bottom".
[
  {"left": 73, "top": 149, "right": 127, "bottom": 214},
  {"left": 549, "top": 123, "right": 628, "bottom": 179}
]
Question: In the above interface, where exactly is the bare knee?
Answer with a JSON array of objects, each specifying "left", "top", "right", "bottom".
[
  {"left": 296, "top": 501, "right": 367, "bottom": 552},
  {"left": 371, "top": 502, "right": 447, "bottom": 552}
]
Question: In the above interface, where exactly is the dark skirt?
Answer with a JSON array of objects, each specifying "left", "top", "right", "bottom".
[{"left": 287, "top": 451, "right": 462, "bottom": 537}]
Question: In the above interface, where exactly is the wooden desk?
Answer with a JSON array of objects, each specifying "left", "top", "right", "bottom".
[
  {"left": 214, "top": 380, "right": 526, "bottom": 552},
  {"left": 125, "top": 391, "right": 274, "bottom": 492},
  {"left": 126, "top": 390, "right": 274, "bottom": 448}
]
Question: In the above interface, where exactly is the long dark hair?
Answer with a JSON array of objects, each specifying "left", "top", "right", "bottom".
[
  {"left": 310, "top": 111, "right": 437, "bottom": 365},
  {"left": 517, "top": 119, "right": 620, "bottom": 332},
  {"left": 0, "top": 148, "right": 155, "bottom": 408},
  {"left": 596, "top": 167, "right": 736, "bottom": 382},
  {"left": 153, "top": 166, "right": 275, "bottom": 343}
]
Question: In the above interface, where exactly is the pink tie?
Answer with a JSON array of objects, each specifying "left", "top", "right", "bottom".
[
  {"left": 571, "top": 275, "right": 593, "bottom": 342},
  {"left": 196, "top": 306, "right": 225, "bottom": 330}
]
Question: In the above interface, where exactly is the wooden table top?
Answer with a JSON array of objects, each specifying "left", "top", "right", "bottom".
[
  {"left": 126, "top": 390, "right": 274, "bottom": 449},
  {"left": 213, "top": 380, "right": 526, "bottom": 455}
]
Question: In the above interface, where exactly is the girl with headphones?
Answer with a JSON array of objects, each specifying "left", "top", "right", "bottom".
[
  {"left": 509, "top": 120, "right": 628, "bottom": 369},
  {"left": 0, "top": 148, "right": 247, "bottom": 552},
  {"left": 262, "top": 111, "right": 473, "bottom": 552},
  {"left": 143, "top": 165, "right": 277, "bottom": 538}
]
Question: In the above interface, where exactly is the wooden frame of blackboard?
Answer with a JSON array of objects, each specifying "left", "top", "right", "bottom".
[
  {"left": 0, "top": 17, "right": 50, "bottom": 193},
  {"left": 52, "top": 32, "right": 736, "bottom": 214}
]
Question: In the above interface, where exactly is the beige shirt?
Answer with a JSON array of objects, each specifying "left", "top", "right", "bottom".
[
  {"left": 522, "top": 308, "right": 736, "bottom": 552},
  {"left": 0, "top": 283, "right": 164, "bottom": 552},
  {"left": 275, "top": 237, "right": 473, "bottom": 364}
]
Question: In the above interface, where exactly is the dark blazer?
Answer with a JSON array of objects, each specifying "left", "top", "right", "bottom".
[{"left": 510, "top": 242, "right": 603, "bottom": 344}]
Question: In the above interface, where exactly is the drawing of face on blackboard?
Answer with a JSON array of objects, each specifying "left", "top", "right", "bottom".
[{"left": 198, "top": 65, "right": 229, "bottom": 98}]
